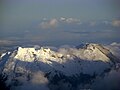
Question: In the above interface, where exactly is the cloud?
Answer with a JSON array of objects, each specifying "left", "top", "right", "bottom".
[
  {"left": 31, "top": 71, "right": 48, "bottom": 85},
  {"left": 60, "top": 17, "right": 80, "bottom": 24},
  {"left": 89, "top": 20, "right": 111, "bottom": 27},
  {"left": 112, "top": 20, "right": 120, "bottom": 27},
  {"left": 66, "top": 18, "right": 80, "bottom": 24},
  {"left": 13, "top": 71, "right": 49, "bottom": 90},
  {"left": 0, "top": 40, "right": 15, "bottom": 46},
  {"left": 38, "top": 17, "right": 81, "bottom": 30},
  {"left": 89, "top": 21, "right": 96, "bottom": 26},
  {"left": 60, "top": 17, "right": 66, "bottom": 21},
  {"left": 103, "top": 21, "right": 111, "bottom": 25},
  {"left": 92, "top": 68, "right": 120, "bottom": 90},
  {"left": 39, "top": 19, "right": 58, "bottom": 29}
]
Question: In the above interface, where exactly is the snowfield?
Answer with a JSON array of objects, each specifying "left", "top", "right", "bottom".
[{"left": 0, "top": 43, "right": 120, "bottom": 90}]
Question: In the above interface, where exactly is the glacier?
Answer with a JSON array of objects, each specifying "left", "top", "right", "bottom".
[{"left": 0, "top": 43, "right": 120, "bottom": 90}]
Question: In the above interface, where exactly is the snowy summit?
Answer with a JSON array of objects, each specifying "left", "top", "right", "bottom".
[{"left": 0, "top": 43, "right": 120, "bottom": 90}]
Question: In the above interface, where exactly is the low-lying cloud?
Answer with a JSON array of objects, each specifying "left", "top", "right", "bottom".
[
  {"left": 31, "top": 71, "right": 48, "bottom": 85},
  {"left": 12, "top": 71, "right": 49, "bottom": 90},
  {"left": 112, "top": 20, "right": 120, "bottom": 27},
  {"left": 0, "top": 40, "right": 15, "bottom": 46},
  {"left": 39, "top": 19, "right": 58, "bottom": 29},
  {"left": 38, "top": 17, "right": 81, "bottom": 30},
  {"left": 92, "top": 68, "right": 120, "bottom": 90},
  {"left": 60, "top": 17, "right": 80, "bottom": 24}
]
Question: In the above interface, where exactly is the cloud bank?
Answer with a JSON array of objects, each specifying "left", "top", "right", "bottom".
[
  {"left": 39, "top": 19, "right": 58, "bottom": 29},
  {"left": 11, "top": 71, "right": 49, "bottom": 90},
  {"left": 112, "top": 20, "right": 120, "bottom": 27},
  {"left": 60, "top": 17, "right": 80, "bottom": 24}
]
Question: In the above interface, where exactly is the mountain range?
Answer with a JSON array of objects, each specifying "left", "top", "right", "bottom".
[{"left": 0, "top": 43, "right": 120, "bottom": 90}]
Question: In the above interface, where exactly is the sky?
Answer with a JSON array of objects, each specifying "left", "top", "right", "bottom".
[{"left": 0, "top": 0, "right": 120, "bottom": 46}]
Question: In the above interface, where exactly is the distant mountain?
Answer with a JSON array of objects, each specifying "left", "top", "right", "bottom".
[{"left": 0, "top": 43, "right": 120, "bottom": 90}]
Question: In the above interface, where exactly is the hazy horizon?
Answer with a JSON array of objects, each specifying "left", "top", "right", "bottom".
[{"left": 0, "top": 0, "right": 120, "bottom": 46}]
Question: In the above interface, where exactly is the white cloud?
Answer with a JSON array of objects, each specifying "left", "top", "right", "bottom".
[
  {"left": 40, "top": 19, "right": 58, "bottom": 29},
  {"left": 38, "top": 17, "right": 81, "bottom": 30},
  {"left": 65, "top": 18, "right": 80, "bottom": 23},
  {"left": 112, "top": 20, "right": 120, "bottom": 27},
  {"left": 60, "top": 17, "right": 66, "bottom": 21},
  {"left": 31, "top": 71, "right": 48, "bottom": 85},
  {"left": 13, "top": 71, "right": 49, "bottom": 90},
  {"left": 60, "top": 17, "right": 80, "bottom": 24}
]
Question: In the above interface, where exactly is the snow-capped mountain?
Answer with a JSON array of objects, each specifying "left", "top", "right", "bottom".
[{"left": 0, "top": 43, "right": 120, "bottom": 90}]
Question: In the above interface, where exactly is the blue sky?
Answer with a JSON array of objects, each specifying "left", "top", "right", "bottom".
[
  {"left": 1, "top": 0, "right": 120, "bottom": 21},
  {"left": 0, "top": 0, "right": 120, "bottom": 46}
]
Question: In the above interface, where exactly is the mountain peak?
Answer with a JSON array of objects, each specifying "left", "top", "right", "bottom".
[{"left": 0, "top": 43, "right": 120, "bottom": 90}]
